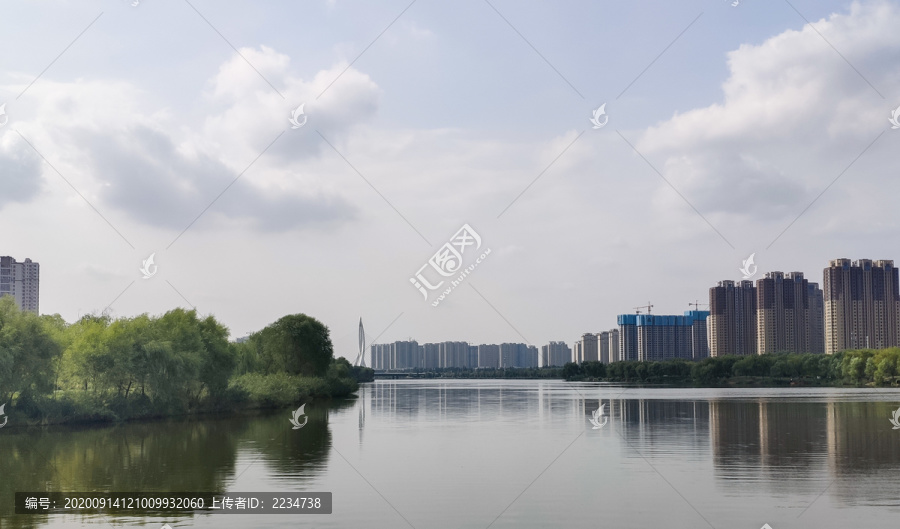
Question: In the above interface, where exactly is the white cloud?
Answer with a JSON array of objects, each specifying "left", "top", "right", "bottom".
[
  {"left": 637, "top": 0, "right": 900, "bottom": 228},
  {"left": 0, "top": 48, "right": 385, "bottom": 232},
  {"left": 0, "top": 130, "right": 42, "bottom": 207},
  {"left": 198, "top": 48, "right": 381, "bottom": 164}
]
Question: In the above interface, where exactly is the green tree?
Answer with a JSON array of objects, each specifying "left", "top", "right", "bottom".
[
  {"left": 561, "top": 362, "right": 581, "bottom": 380},
  {"left": 605, "top": 362, "right": 623, "bottom": 380},
  {"left": 150, "top": 308, "right": 210, "bottom": 409},
  {"left": 582, "top": 361, "right": 606, "bottom": 379},
  {"left": 842, "top": 351, "right": 872, "bottom": 384},
  {"left": 801, "top": 354, "right": 824, "bottom": 379},
  {"left": 691, "top": 359, "right": 718, "bottom": 385},
  {"left": 196, "top": 315, "right": 236, "bottom": 398},
  {"left": 635, "top": 362, "right": 648, "bottom": 382},
  {"left": 0, "top": 296, "right": 63, "bottom": 404},
  {"left": 60, "top": 314, "right": 111, "bottom": 392},
  {"left": 327, "top": 357, "right": 352, "bottom": 380},
  {"left": 253, "top": 314, "right": 334, "bottom": 377},
  {"left": 232, "top": 339, "right": 260, "bottom": 376}
]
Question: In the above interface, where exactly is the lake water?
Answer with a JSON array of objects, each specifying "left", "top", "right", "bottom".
[{"left": 2, "top": 380, "right": 900, "bottom": 529}]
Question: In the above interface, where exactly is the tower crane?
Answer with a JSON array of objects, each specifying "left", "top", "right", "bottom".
[
  {"left": 633, "top": 302, "right": 653, "bottom": 314},
  {"left": 688, "top": 300, "right": 708, "bottom": 311}
]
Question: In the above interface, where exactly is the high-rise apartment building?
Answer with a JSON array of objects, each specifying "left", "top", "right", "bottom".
[
  {"left": 824, "top": 259, "right": 900, "bottom": 354},
  {"left": 685, "top": 310, "right": 710, "bottom": 359},
  {"left": 371, "top": 343, "right": 391, "bottom": 369},
  {"left": 500, "top": 343, "right": 518, "bottom": 368},
  {"left": 635, "top": 314, "right": 694, "bottom": 362},
  {"left": 709, "top": 280, "right": 757, "bottom": 356},
  {"left": 477, "top": 344, "right": 500, "bottom": 368},
  {"left": 519, "top": 344, "right": 539, "bottom": 368},
  {"left": 397, "top": 340, "right": 421, "bottom": 369},
  {"left": 598, "top": 332, "right": 610, "bottom": 364},
  {"left": 468, "top": 345, "right": 479, "bottom": 368},
  {"left": 617, "top": 315, "right": 639, "bottom": 361},
  {"left": 541, "top": 341, "right": 572, "bottom": 367},
  {"left": 370, "top": 340, "right": 421, "bottom": 369},
  {"left": 440, "top": 341, "right": 470, "bottom": 368},
  {"left": 423, "top": 343, "right": 440, "bottom": 368},
  {"left": 808, "top": 283, "right": 825, "bottom": 355},
  {"left": 577, "top": 333, "right": 599, "bottom": 363},
  {"left": 756, "top": 272, "right": 825, "bottom": 354},
  {"left": 608, "top": 329, "right": 619, "bottom": 362},
  {"left": 0, "top": 256, "right": 40, "bottom": 314},
  {"left": 597, "top": 329, "right": 623, "bottom": 363}
]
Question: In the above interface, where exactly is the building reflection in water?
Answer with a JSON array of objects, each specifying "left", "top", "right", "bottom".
[{"left": 365, "top": 382, "right": 900, "bottom": 507}]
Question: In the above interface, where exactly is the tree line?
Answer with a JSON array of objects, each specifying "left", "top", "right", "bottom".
[
  {"left": 0, "top": 296, "right": 372, "bottom": 425},
  {"left": 562, "top": 349, "right": 900, "bottom": 386}
]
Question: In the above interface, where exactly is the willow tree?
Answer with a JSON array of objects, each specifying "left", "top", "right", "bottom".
[{"left": 0, "top": 296, "right": 62, "bottom": 404}]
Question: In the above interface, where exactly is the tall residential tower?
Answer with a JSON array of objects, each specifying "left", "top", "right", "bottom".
[
  {"left": 708, "top": 280, "right": 756, "bottom": 356},
  {"left": 617, "top": 315, "right": 639, "bottom": 361},
  {"left": 756, "top": 272, "right": 825, "bottom": 354},
  {"left": 542, "top": 341, "right": 572, "bottom": 367},
  {"left": 0, "top": 256, "right": 39, "bottom": 314},
  {"left": 823, "top": 259, "right": 900, "bottom": 354}
]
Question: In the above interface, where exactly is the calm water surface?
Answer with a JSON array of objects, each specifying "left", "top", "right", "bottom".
[{"left": 2, "top": 380, "right": 900, "bottom": 529}]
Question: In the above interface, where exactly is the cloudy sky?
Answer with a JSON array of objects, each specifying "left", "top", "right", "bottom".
[{"left": 2, "top": 0, "right": 899, "bottom": 363}]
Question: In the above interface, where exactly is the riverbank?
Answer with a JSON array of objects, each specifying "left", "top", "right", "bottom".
[
  {"left": 564, "top": 374, "right": 849, "bottom": 387},
  {"left": 393, "top": 371, "right": 855, "bottom": 388},
  {"left": 0, "top": 395, "right": 354, "bottom": 432},
  {"left": 563, "top": 350, "right": 900, "bottom": 387},
  {"left": 364, "top": 350, "right": 900, "bottom": 388},
  {"left": 0, "top": 301, "right": 378, "bottom": 429},
  {"left": 2, "top": 369, "right": 371, "bottom": 429}
]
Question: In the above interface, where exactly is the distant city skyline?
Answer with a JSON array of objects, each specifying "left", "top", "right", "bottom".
[
  {"left": 8, "top": 252, "right": 899, "bottom": 366},
  {"left": 371, "top": 340, "right": 539, "bottom": 369},
  {"left": 367, "top": 257, "right": 899, "bottom": 366}
]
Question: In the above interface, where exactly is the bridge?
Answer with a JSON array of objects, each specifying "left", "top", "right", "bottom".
[{"left": 372, "top": 370, "right": 431, "bottom": 379}]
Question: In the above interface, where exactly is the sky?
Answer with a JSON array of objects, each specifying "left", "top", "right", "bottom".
[{"left": 2, "top": 0, "right": 899, "bottom": 363}]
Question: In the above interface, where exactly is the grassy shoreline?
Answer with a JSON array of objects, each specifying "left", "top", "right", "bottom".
[
  {"left": 3, "top": 370, "right": 370, "bottom": 429},
  {"left": 0, "top": 396, "right": 355, "bottom": 431},
  {"left": 0, "top": 299, "right": 378, "bottom": 430}
]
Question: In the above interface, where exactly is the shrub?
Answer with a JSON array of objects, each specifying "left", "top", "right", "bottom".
[{"left": 229, "top": 373, "right": 302, "bottom": 407}]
